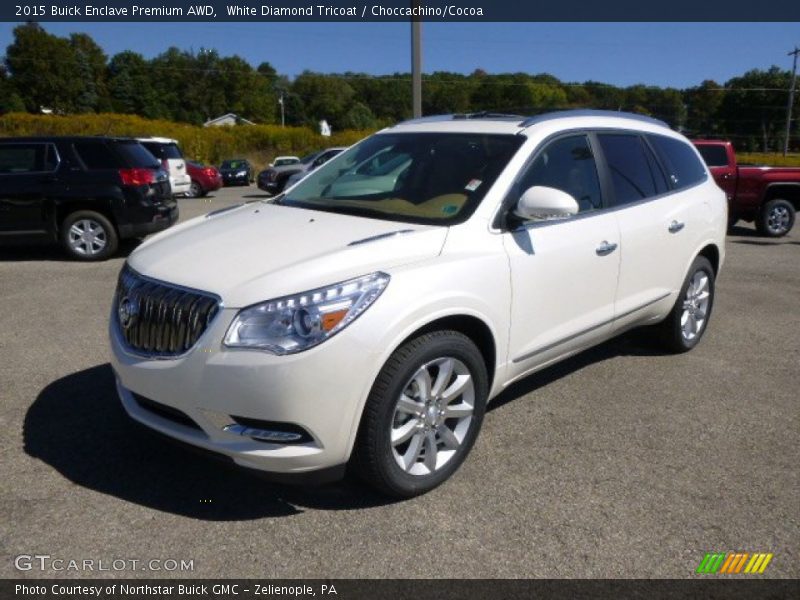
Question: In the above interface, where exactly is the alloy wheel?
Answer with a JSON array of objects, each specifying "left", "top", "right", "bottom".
[
  {"left": 68, "top": 219, "right": 108, "bottom": 256},
  {"left": 767, "top": 205, "right": 791, "bottom": 235},
  {"left": 680, "top": 271, "right": 710, "bottom": 342}
]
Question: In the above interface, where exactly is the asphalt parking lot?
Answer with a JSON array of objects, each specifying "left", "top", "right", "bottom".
[{"left": 1, "top": 186, "right": 797, "bottom": 579}]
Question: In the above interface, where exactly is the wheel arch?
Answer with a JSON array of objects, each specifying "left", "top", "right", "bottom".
[
  {"left": 394, "top": 314, "right": 497, "bottom": 393},
  {"left": 56, "top": 200, "right": 118, "bottom": 234},
  {"left": 697, "top": 243, "right": 721, "bottom": 276},
  {"left": 764, "top": 183, "right": 800, "bottom": 210}
]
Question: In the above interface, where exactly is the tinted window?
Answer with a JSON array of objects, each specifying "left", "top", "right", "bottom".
[
  {"left": 142, "top": 142, "right": 183, "bottom": 160},
  {"left": 114, "top": 141, "right": 160, "bottom": 168},
  {"left": 695, "top": 144, "right": 730, "bottom": 168},
  {"left": 0, "top": 143, "right": 45, "bottom": 173},
  {"left": 648, "top": 135, "right": 707, "bottom": 189},
  {"left": 518, "top": 135, "right": 602, "bottom": 212},
  {"left": 43, "top": 144, "right": 59, "bottom": 171},
  {"left": 597, "top": 134, "right": 665, "bottom": 206},
  {"left": 74, "top": 141, "right": 122, "bottom": 169},
  {"left": 221, "top": 160, "right": 247, "bottom": 169}
]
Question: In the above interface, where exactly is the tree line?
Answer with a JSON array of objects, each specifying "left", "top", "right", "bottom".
[{"left": 1, "top": 22, "right": 798, "bottom": 151}]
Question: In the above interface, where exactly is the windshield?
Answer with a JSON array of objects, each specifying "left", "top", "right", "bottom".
[
  {"left": 299, "top": 151, "right": 322, "bottom": 164},
  {"left": 221, "top": 160, "right": 246, "bottom": 169},
  {"left": 280, "top": 133, "right": 524, "bottom": 225}
]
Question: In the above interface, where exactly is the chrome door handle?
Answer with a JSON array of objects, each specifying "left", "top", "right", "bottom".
[
  {"left": 595, "top": 241, "right": 618, "bottom": 256},
  {"left": 668, "top": 220, "right": 685, "bottom": 233}
]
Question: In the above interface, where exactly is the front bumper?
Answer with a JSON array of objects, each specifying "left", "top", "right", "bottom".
[
  {"left": 222, "top": 174, "right": 249, "bottom": 186},
  {"left": 109, "top": 307, "right": 381, "bottom": 477}
]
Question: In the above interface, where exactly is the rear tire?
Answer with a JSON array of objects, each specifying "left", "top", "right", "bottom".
[
  {"left": 656, "top": 256, "right": 715, "bottom": 353},
  {"left": 60, "top": 210, "right": 118, "bottom": 261},
  {"left": 757, "top": 199, "right": 795, "bottom": 237},
  {"left": 353, "top": 331, "right": 488, "bottom": 498}
]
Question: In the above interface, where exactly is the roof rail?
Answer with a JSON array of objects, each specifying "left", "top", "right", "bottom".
[
  {"left": 519, "top": 109, "right": 669, "bottom": 129},
  {"left": 399, "top": 112, "right": 526, "bottom": 126}
]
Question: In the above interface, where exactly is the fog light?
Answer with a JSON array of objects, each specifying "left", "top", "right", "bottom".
[{"left": 223, "top": 423, "right": 304, "bottom": 443}]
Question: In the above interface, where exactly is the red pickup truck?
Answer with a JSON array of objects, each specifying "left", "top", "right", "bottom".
[{"left": 693, "top": 140, "right": 800, "bottom": 237}]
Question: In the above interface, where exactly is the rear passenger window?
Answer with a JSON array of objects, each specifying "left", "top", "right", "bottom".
[
  {"left": 0, "top": 144, "right": 45, "bottom": 173},
  {"left": 648, "top": 135, "right": 707, "bottom": 189},
  {"left": 518, "top": 135, "right": 603, "bottom": 212},
  {"left": 74, "top": 142, "right": 121, "bottom": 170},
  {"left": 597, "top": 134, "right": 666, "bottom": 207}
]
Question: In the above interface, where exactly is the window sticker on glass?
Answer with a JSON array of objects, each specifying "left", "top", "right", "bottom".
[
  {"left": 465, "top": 179, "right": 482, "bottom": 192},
  {"left": 442, "top": 204, "right": 459, "bottom": 215}
]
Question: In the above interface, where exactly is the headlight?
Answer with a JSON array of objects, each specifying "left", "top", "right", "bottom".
[
  {"left": 223, "top": 272, "right": 390, "bottom": 355},
  {"left": 236, "top": 170, "right": 247, "bottom": 177}
]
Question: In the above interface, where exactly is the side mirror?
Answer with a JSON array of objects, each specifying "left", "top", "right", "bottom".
[{"left": 514, "top": 186, "right": 579, "bottom": 221}]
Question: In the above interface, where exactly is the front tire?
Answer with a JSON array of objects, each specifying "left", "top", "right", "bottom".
[
  {"left": 757, "top": 199, "right": 795, "bottom": 237},
  {"left": 657, "top": 256, "right": 715, "bottom": 353},
  {"left": 60, "top": 210, "right": 118, "bottom": 261},
  {"left": 353, "top": 331, "right": 488, "bottom": 498}
]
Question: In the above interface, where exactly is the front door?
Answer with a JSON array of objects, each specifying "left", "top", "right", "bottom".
[{"left": 503, "top": 134, "right": 621, "bottom": 381}]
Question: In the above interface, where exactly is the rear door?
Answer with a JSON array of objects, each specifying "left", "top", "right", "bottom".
[
  {"left": 600, "top": 132, "right": 707, "bottom": 332},
  {"left": 0, "top": 142, "right": 58, "bottom": 235}
]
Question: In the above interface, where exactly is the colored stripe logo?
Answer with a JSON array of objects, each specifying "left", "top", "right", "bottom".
[{"left": 696, "top": 552, "right": 773, "bottom": 574}]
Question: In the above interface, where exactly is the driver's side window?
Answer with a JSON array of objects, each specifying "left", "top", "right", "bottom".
[{"left": 519, "top": 135, "right": 602, "bottom": 213}]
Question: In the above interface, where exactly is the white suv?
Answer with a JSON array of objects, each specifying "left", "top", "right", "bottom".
[
  {"left": 110, "top": 111, "right": 726, "bottom": 497},
  {"left": 137, "top": 137, "right": 191, "bottom": 197}
]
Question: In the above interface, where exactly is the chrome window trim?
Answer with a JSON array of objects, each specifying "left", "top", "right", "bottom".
[{"left": 491, "top": 127, "right": 709, "bottom": 232}]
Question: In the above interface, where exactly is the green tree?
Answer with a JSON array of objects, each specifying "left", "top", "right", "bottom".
[
  {"left": 684, "top": 80, "right": 725, "bottom": 136},
  {"left": 70, "top": 33, "right": 110, "bottom": 112},
  {"left": 719, "top": 67, "right": 796, "bottom": 151},
  {"left": 5, "top": 22, "right": 83, "bottom": 113},
  {"left": 291, "top": 72, "right": 356, "bottom": 130},
  {"left": 108, "top": 51, "right": 164, "bottom": 118}
]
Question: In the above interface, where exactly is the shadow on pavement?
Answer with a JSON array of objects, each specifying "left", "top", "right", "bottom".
[
  {"left": 24, "top": 364, "right": 395, "bottom": 520},
  {"left": 488, "top": 330, "right": 667, "bottom": 413},
  {"left": 0, "top": 239, "right": 140, "bottom": 263}
]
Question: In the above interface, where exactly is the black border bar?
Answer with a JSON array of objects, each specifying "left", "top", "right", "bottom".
[
  {"left": 3, "top": 1, "right": 800, "bottom": 22},
  {"left": 4, "top": 579, "right": 800, "bottom": 600}
]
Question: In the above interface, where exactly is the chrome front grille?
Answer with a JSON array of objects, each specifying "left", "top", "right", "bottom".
[{"left": 114, "top": 265, "right": 220, "bottom": 357}]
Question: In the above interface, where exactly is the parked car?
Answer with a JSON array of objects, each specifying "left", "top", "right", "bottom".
[
  {"left": 186, "top": 161, "right": 222, "bottom": 197},
  {"left": 270, "top": 156, "right": 300, "bottom": 167},
  {"left": 693, "top": 140, "right": 800, "bottom": 236},
  {"left": 219, "top": 159, "right": 253, "bottom": 186},
  {"left": 110, "top": 111, "right": 725, "bottom": 497},
  {"left": 0, "top": 136, "right": 177, "bottom": 260},
  {"left": 257, "top": 147, "right": 346, "bottom": 195},
  {"left": 137, "top": 137, "right": 191, "bottom": 197}
]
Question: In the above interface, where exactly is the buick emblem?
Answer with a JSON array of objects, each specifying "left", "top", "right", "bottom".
[{"left": 118, "top": 296, "right": 137, "bottom": 330}]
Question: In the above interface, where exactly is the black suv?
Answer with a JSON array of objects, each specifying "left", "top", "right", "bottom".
[{"left": 0, "top": 137, "right": 177, "bottom": 260}]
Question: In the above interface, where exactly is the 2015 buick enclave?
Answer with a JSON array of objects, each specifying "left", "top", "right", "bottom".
[{"left": 109, "top": 111, "right": 726, "bottom": 497}]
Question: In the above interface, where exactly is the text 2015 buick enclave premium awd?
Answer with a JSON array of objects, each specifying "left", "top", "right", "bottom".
[{"left": 109, "top": 111, "right": 726, "bottom": 497}]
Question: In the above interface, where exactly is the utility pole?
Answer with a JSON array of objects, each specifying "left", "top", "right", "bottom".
[
  {"left": 783, "top": 46, "right": 799, "bottom": 156},
  {"left": 278, "top": 92, "right": 285, "bottom": 128},
  {"left": 411, "top": 1, "right": 422, "bottom": 118}
]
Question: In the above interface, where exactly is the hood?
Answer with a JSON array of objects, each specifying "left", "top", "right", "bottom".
[{"left": 128, "top": 202, "right": 447, "bottom": 308}]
